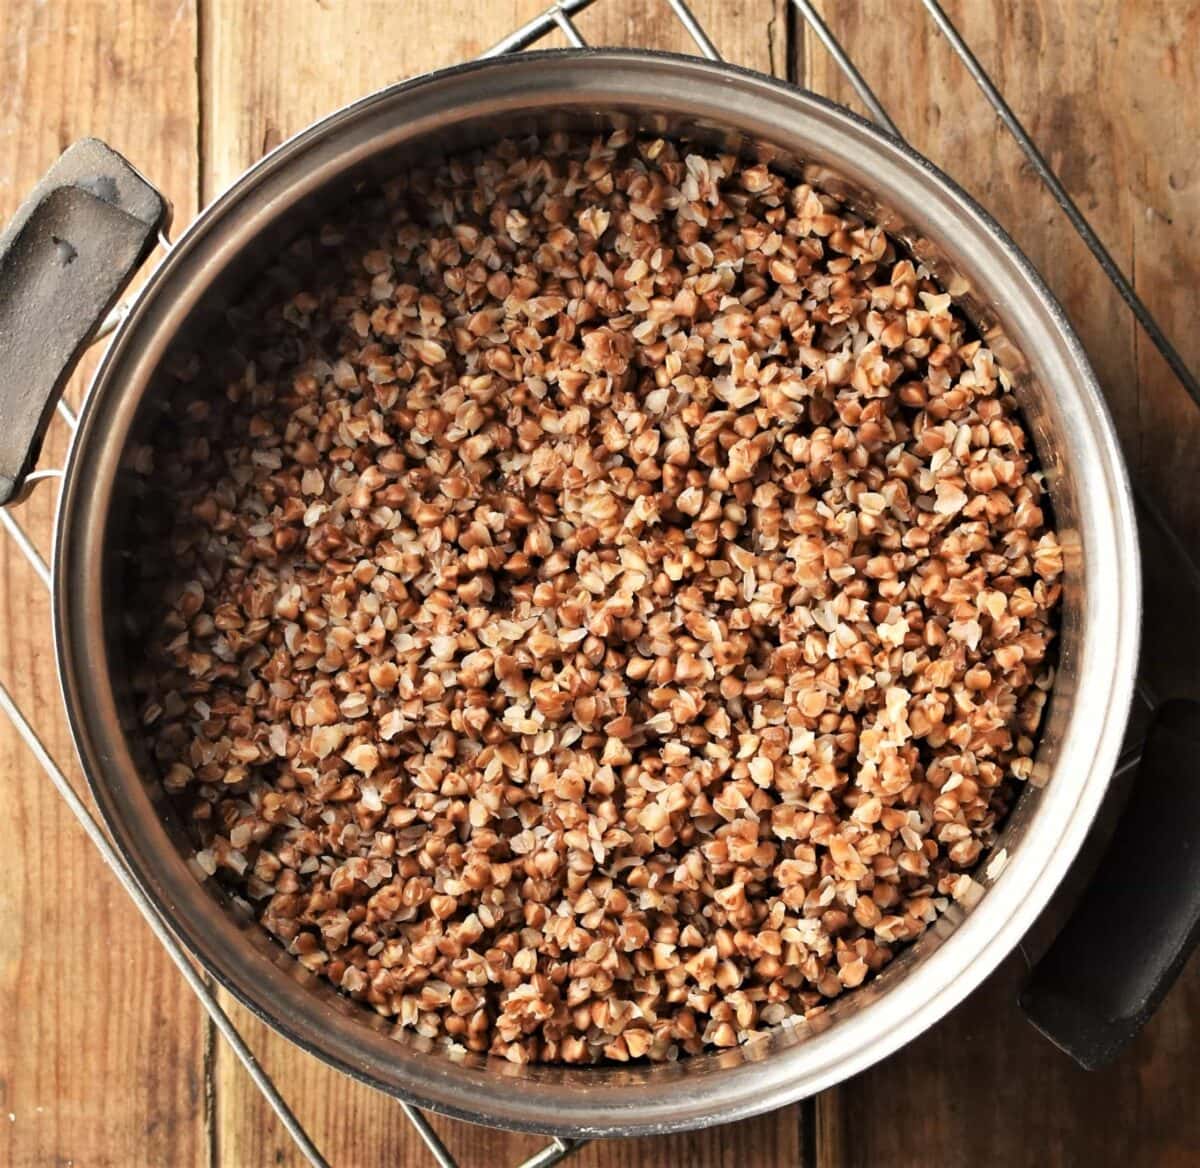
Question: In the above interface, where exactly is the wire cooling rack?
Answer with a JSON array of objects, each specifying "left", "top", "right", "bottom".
[{"left": 2, "top": 2, "right": 1197, "bottom": 1166}]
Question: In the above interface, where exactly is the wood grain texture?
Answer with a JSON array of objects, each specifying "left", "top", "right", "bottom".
[
  {"left": 201, "top": 4, "right": 796, "bottom": 1164},
  {"left": 797, "top": 3, "right": 1200, "bottom": 1165},
  {"left": 818, "top": 952, "right": 1200, "bottom": 1168},
  {"left": 0, "top": 2, "right": 205, "bottom": 1167},
  {"left": 200, "top": 0, "right": 531, "bottom": 201},
  {"left": 4, "top": 0, "right": 1199, "bottom": 1164},
  {"left": 1117, "top": 2, "right": 1200, "bottom": 550}
]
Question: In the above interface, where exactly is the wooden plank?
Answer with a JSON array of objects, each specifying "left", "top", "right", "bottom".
[
  {"left": 1122, "top": 1, "right": 1200, "bottom": 551},
  {"left": 571, "top": 1115, "right": 801, "bottom": 1168},
  {"left": 819, "top": 953, "right": 1200, "bottom": 1168},
  {"left": 0, "top": 2, "right": 206, "bottom": 1167},
  {"left": 200, "top": 1, "right": 799, "bottom": 1163},
  {"left": 797, "top": 3, "right": 1200, "bottom": 1165},
  {"left": 200, "top": 0, "right": 550, "bottom": 201},
  {"left": 576, "top": 0, "right": 789, "bottom": 70}
]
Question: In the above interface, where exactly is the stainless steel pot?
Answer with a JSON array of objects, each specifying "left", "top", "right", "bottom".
[{"left": 0, "top": 50, "right": 1150, "bottom": 1135}]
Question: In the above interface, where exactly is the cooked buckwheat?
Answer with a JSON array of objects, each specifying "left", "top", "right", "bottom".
[{"left": 136, "top": 130, "right": 1062, "bottom": 1065}]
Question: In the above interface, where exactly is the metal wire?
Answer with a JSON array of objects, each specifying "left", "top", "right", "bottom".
[
  {"left": 0, "top": 510, "right": 51, "bottom": 589},
  {"left": 551, "top": 3, "right": 589, "bottom": 48},
  {"left": 399, "top": 1104, "right": 459, "bottom": 1168},
  {"left": 516, "top": 1137, "right": 591, "bottom": 1168},
  {"left": 94, "top": 302, "right": 128, "bottom": 342},
  {"left": 479, "top": 0, "right": 599, "bottom": 56},
  {"left": 667, "top": 0, "right": 721, "bottom": 60},
  {"left": 920, "top": 0, "right": 1200, "bottom": 413},
  {"left": 791, "top": 0, "right": 899, "bottom": 136}
]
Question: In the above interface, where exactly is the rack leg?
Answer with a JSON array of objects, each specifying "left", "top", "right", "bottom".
[
  {"left": 399, "top": 1104, "right": 460, "bottom": 1168},
  {"left": 517, "top": 1137, "right": 591, "bottom": 1168}
]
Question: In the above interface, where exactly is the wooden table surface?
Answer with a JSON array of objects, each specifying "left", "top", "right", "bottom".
[{"left": 1, "top": 2, "right": 1197, "bottom": 1165}]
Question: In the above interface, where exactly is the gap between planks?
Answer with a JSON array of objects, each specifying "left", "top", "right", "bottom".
[{"left": 196, "top": 3, "right": 219, "bottom": 1164}]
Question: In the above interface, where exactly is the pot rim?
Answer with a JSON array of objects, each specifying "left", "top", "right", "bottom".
[{"left": 52, "top": 48, "right": 1140, "bottom": 1136}]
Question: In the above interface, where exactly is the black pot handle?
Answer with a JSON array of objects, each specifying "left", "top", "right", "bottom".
[
  {"left": 1020, "top": 697, "right": 1200, "bottom": 1068},
  {"left": 0, "top": 138, "right": 168, "bottom": 505}
]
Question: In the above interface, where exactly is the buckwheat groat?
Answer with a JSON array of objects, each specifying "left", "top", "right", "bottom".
[{"left": 139, "top": 130, "right": 1062, "bottom": 1065}]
